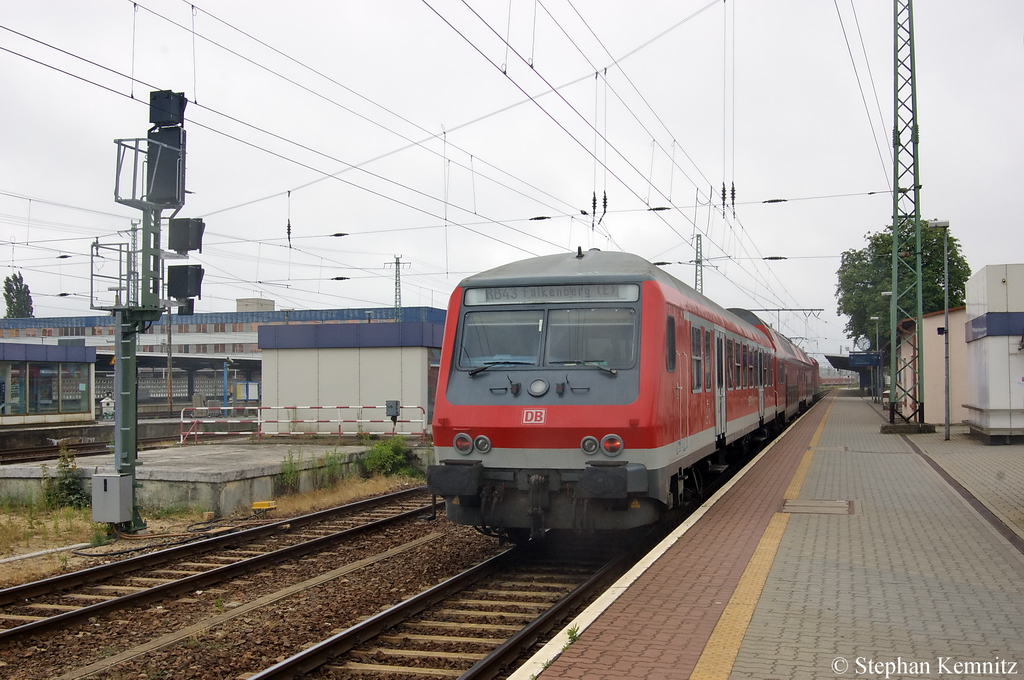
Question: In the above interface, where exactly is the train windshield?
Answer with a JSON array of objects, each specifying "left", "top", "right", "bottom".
[
  {"left": 461, "top": 310, "right": 544, "bottom": 368},
  {"left": 458, "top": 307, "right": 637, "bottom": 370},
  {"left": 545, "top": 308, "right": 636, "bottom": 367}
]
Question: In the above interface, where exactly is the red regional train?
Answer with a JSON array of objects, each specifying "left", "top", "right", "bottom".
[{"left": 427, "top": 249, "right": 820, "bottom": 542}]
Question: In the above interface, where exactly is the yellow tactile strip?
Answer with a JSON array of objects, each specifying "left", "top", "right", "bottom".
[
  {"left": 690, "top": 512, "right": 790, "bottom": 679},
  {"left": 691, "top": 396, "right": 837, "bottom": 680}
]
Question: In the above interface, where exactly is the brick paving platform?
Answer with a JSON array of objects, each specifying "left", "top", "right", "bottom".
[{"left": 511, "top": 390, "right": 1024, "bottom": 679}]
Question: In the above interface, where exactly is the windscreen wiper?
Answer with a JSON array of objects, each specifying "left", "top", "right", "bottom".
[
  {"left": 549, "top": 360, "right": 617, "bottom": 375},
  {"left": 468, "top": 360, "right": 532, "bottom": 376}
]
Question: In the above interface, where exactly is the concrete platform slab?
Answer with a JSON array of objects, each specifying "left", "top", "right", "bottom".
[{"left": 0, "top": 440, "right": 434, "bottom": 516}]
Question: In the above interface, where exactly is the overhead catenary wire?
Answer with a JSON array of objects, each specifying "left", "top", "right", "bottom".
[{"left": 0, "top": 3, "right": 873, "bottom": 342}]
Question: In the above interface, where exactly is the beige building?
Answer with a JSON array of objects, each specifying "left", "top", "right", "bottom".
[
  {"left": 919, "top": 307, "right": 969, "bottom": 426},
  {"left": 893, "top": 306, "right": 968, "bottom": 427}
]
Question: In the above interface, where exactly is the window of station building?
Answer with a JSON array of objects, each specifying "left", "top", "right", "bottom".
[
  {"left": 666, "top": 316, "right": 676, "bottom": 372},
  {"left": 196, "top": 344, "right": 208, "bottom": 354},
  {"left": 691, "top": 326, "right": 702, "bottom": 391},
  {"left": 214, "top": 324, "right": 226, "bottom": 333},
  {"left": 232, "top": 343, "right": 245, "bottom": 353},
  {"left": 1, "top": 362, "right": 25, "bottom": 414},
  {"left": 214, "top": 344, "right": 225, "bottom": 353},
  {"left": 704, "top": 329, "right": 712, "bottom": 391},
  {"left": 59, "top": 364, "right": 88, "bottom": 412},
  {"left": 28, "top": 363, "right": 59, "bottom": 414},
  {"left": 42, "top": 328, "right": 54, "bottom": 337}
]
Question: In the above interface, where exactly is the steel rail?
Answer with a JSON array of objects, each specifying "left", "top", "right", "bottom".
[
  {"left": 0, "top": 437, "right": 173, "bottom": 465},
  {"left": 0, "top": 487, "right": 434, "bottom": 641},
  {"left": 458, "top": 540, "right": 646, "bottom": 679},
  {"left": 247, "top": 549, "right": 517, "bottom": 680}
]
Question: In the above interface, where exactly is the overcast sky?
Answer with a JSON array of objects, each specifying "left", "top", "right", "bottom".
[{"left": 2, "top": 0, "right": 1022, "bottom": 358}]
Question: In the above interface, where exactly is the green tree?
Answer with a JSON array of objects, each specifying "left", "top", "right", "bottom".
[
  {"left": 3, "top": 271, "right": 34, "bottom": 318},
  {"left": 835, "top": 221, "right": 971, "bottom": 356}
]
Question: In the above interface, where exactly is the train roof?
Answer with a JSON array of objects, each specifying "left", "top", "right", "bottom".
[
  {"left": 459, "top": 248, "right": 657, "bottom": 288},
  {"left": 729, "top": 307, "right": 813, "bottom": 365},
  {"left": 459, "top": 249, "right": 766, "bottom": 342}
]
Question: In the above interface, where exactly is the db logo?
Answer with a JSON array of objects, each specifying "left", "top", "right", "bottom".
[{"left": 523, "top": 409, "right": 546, "bottom": 424}]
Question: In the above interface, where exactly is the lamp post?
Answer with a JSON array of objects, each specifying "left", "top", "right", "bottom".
[
  {"left": 880, "top": 292, "right": 892, "bottom": 410},
  {"left": 931, "top": 220, "right": 951, "bottom": 441},
  {"left": 869, "top": 316, "right": 880, "bottom": 403}
]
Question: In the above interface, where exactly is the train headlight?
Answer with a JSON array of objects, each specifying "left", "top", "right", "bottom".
[
  {"left": 453, "top": 433, "right": 473, "bottom": 454},
  {"left": 528, "top": 379, "right": 549, "bottom": 397},
  {"left": 600, "top": 434, "right": 624, "bottom": 457},
  {"left": 473, "top": 435, "right": 492, "bottom": 453},
  {"left": 580, "top": 436, "right": 600, "bottom": 455}
]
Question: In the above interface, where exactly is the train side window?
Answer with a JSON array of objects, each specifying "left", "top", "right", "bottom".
[
  {"left": 726, "top": 339, "right": 734, "bottom": 390},
  {"left": 666, "top": 316, "right": 676, "bottom": 372},
  {"left": 704, "top": 329, "right": 713, "bottom": 391},
  {"left": 734, "top": 342, "right": 741, "bottom": 389},
  {"left": 691, "top": 326, "right": 702, "bottom": 391},
  {"left": 716, "top": 335, "right": 724, "bottom": 389}
]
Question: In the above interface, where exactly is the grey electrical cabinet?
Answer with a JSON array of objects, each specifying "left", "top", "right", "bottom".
[{"left": 92, "top": 473, "right": 133, "bottom": 523}]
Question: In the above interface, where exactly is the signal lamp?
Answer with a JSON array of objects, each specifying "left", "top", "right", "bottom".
[
  {"left": 453, "top": 433, "right": 473, "bottom": 454},
  {"left": 600, "top": 434, "right": 624, "bottom": 456},
  {"left": 580, "top": 436, "right": 599, "bottom": 455},
  {"left": 473, "top": 435, "right": 492, "bottom": 453}
]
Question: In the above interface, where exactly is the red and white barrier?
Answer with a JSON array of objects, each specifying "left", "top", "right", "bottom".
[{"left": 180, "top": 404, "right": 427, "bottom": 445}]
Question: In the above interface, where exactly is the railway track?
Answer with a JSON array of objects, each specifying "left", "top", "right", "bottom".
[
  {"left": 249, "top": 532, "right": 650, "bottom": 680},
  {"left": 0, "top": 487, "right": 437, "bottom": 642},
  {"left": 0, "top": 436, "right": 178, "bottom": 465}
]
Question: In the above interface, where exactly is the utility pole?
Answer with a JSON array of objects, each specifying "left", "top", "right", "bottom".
[
  {"left": 385, "top": 255, "right": 409, "bottom": 322},
  {"left": 885, "top": 0, "right": 931, "bottom": 433},
  {"left": 694, "top": 234, "right": 704, "bottom": 295}
]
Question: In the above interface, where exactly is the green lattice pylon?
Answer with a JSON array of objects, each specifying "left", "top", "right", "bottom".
[{"left": 888, "top": 0, "right": 925, "bottom": 425}]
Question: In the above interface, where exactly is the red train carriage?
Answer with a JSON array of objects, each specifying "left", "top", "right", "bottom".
[{"left": 427, "top": 249, "right": 817, "bottom": 541}]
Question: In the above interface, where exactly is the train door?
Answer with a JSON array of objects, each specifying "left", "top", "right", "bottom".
[
  {"left": 668, "top": 311, "right": 686, "bottom": 453},
  {"left": 715, "top": 330, "right": 726, "bottom": 442},
  {"left": 757, "top": 349, "right": 765, "bottom": 423}
]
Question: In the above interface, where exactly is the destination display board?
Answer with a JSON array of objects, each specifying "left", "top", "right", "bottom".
[{"left": 464, "top": 283, "right": 639, "bottom": 306}]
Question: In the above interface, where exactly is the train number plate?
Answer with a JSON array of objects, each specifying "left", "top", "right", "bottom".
[{"left": 523, "top": 409, "right": 546, "bottom": 424}]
